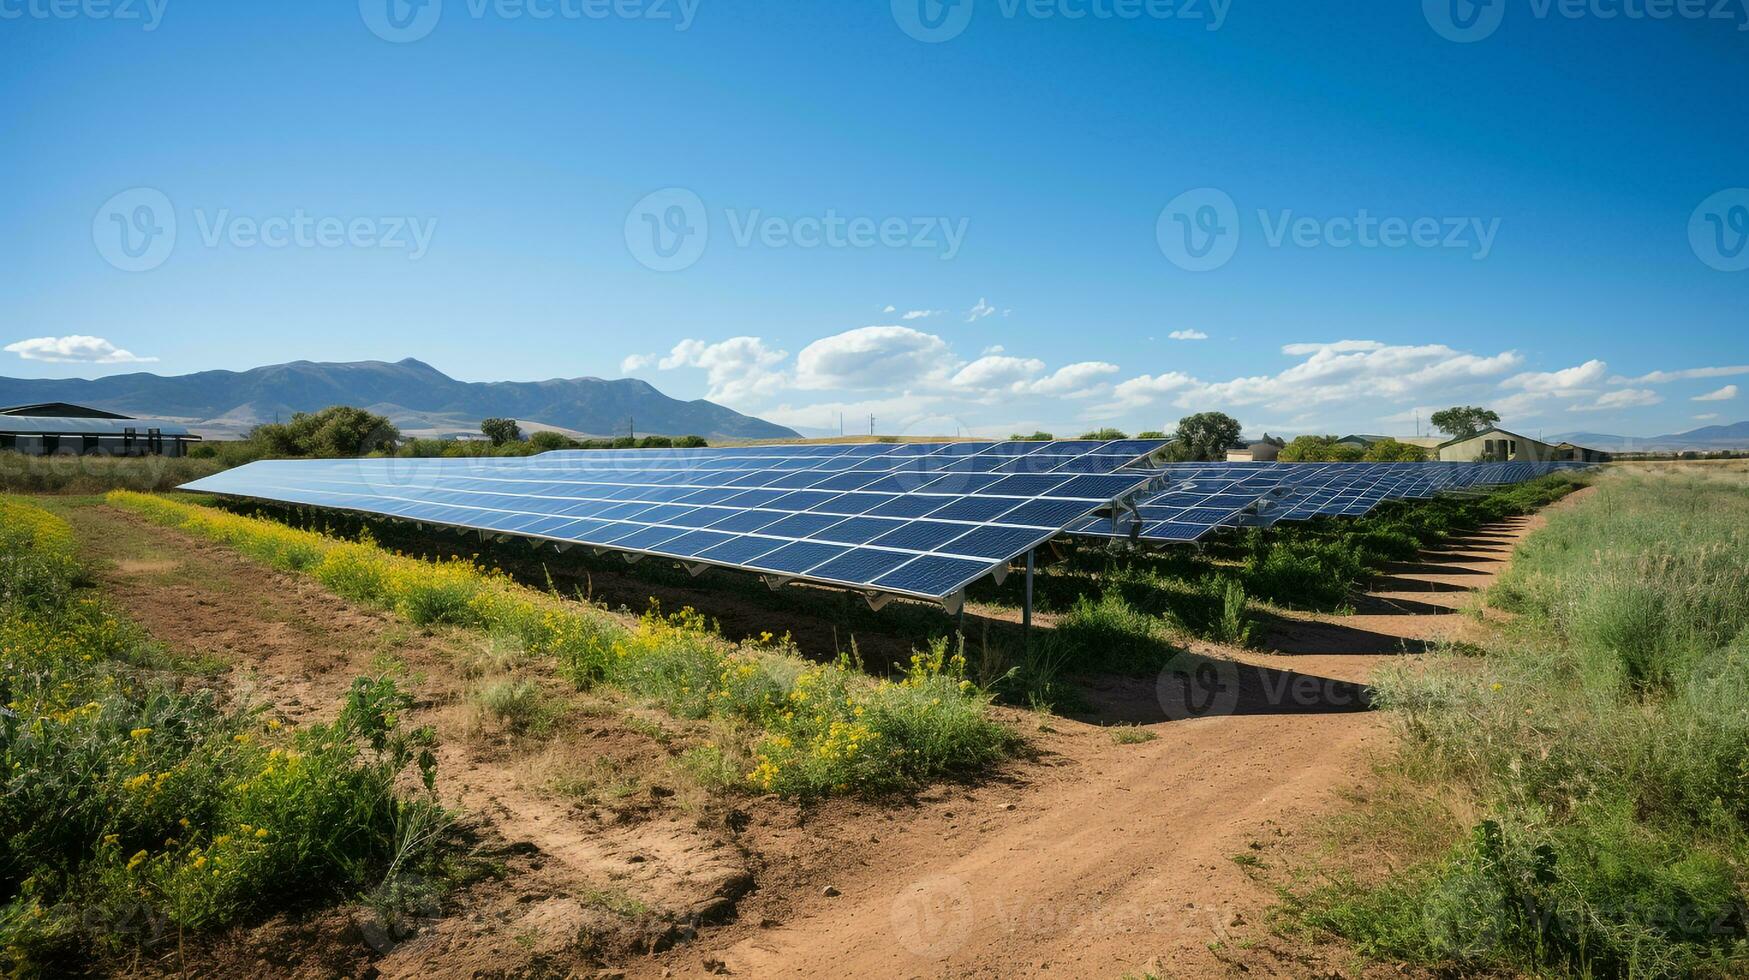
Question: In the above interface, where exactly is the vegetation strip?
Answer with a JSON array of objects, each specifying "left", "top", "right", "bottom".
[
  {"left": 1287, "top": 467, "right": 1749, "bottom": 977},
  {"left": 107, "top": 491, "right": 1013, "bottom": 798},
  {"left": 0, "top": 496, "right": 443, "bottom": 972}
]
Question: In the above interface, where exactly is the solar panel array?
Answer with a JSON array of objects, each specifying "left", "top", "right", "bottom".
[
  {"left": 180, "top": 440, "right": 1169, "bottom": 602},
  {"left": 1071, "top": 460, "right": 1589, "bottom": 543}
]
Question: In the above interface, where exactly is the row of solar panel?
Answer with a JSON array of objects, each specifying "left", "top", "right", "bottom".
[
  {"left": 1072, "top": 461, "right": 1588, "bottom": 542},
  {"left": 181, "top": 440, "right": 1171, "bottom": 601}
]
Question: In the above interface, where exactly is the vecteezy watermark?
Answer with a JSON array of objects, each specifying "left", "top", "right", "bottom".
[
  {"left": 1156, "top": 188, "right": 1502, "bottom": 271},
  {"left": 359, "top": 0, "right": 700, "bottom": 43},
  {"left": 1424, "top": 0, "right": 1749, "bottom": 43},
  {"left": 624, "top": 187, "right": 970, "bottom": 272},
  {"left": 890, "top": 875, "right": 977, "bottom": 958},
  {"left": 0, "top": 0, "right": 168, "bottom": 30},
  {"left": 92, "top": 188, "right": 437, "bottom": 271},
  {"left": 891, "top": 0, "right": 1229, "bottom": 43},
  {"left": 1690, "top": 188, "right": 1749, "bottom": 272},
  {"left": 93, "top": 188, "right": 177, "bottom": 273},
  {"left": 1156, "top": 653, "right": 1371, "bottom": 720},
  {"left": 193, "top": 209, "right": 437, "bottom": 260}
]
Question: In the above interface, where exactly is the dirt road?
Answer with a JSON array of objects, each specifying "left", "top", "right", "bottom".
[{"left": 58, "top": 498, "right": 1554, "bottom": 978}]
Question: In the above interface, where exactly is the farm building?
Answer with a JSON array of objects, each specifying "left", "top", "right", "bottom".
[
  {"left": 0, "top": 403, "right": 201, "bottom": 458},
  {"left": 1336, "top": 434, "right": 1446, "bottom": 452},
  {"left": 1227, "top": 434, "right": 1287, "bottom": 462},
  {"left": 1437, "top": 427, "right": 1606, "bottom": 463}
]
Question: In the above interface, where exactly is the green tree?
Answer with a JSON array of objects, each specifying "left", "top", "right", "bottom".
[
  {"left": 1078, "top": 428, "right": 1129, "bottom": 440},
  {"left": 1171, "top": 412, "right": 1243, "bottom": 462},
  {"left": 1430, "top": 406, "right": 1500, "bottom": 440},
  {"left": 1279, "top": 435, "right": 1365, "bottom": 462},
  {"left": 1362, "top": 438, "right": 1429, "bottom": 462},
  {"left": 251, "top": 407, "right": 400, "bottom": 458},
  {"left": 673, "top": 435, "right": 709, "bottom": 448},
  {"left": 480, "top": 418, "right": 522, "bottom": 446},
  {"left": 526, "top": 431, "right": 579, "bottom": 452},
  {"left": 1135, "top": 430, "right": 1168, "bottom": 439},
  {"left": 1009, "top": 431, "right": 1056, "bottom": 441}
]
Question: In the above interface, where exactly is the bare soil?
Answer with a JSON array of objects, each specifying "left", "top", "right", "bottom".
[{"left": 57, "top": 498, "right": 1560, "bottom": 978}]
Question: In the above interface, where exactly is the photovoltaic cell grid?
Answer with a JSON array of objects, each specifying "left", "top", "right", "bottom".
[
  {"left": 180, "top": 440, "right": 1169, "bottom": 602},
  {"left": 1070, "top": 461, "right": 1589, "bottom": 543}
]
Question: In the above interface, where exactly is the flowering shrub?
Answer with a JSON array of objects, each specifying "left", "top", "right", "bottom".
[
  {"left": 0, "top": 497, "right": 442, "bottom": 970},
  {"left": 111, "top": 493, "right": 1015, "bottom": 799}
]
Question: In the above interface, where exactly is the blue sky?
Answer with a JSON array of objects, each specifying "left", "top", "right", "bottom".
[{"left": 3, "top": 0, "right": 1746, "bottom": 439}]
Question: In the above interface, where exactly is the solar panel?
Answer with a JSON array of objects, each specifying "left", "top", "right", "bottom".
[
  {"left": 1072, "top": 460, "right": 1588, "bottom": 544},
  {"left": 179, "top": 440, "right": 1169, "bottom": 603}
]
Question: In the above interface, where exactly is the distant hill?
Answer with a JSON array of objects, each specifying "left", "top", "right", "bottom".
[
  {"left": 0, "top": 358, "right": 798, "bottom": 441},
  {"left": 1546, "top": 420, "right": 1749, "bottom": 453}
]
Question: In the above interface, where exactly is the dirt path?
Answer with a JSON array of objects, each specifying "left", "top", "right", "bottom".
[
  {"left": 55, "top": 497, "right": 1565, "bottom": 978},
  {"left": 630, "top": 511, "right": 1561, "bottom": 979}
]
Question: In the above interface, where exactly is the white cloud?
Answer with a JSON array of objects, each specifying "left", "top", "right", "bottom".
[
  {"left": 981, "top": 344, "right": 1006, "bottom": 356},
  {"left": 965, "top": 298, "right": 997, "bottom": 322},
  {"left": 1168, "top": 329, "right": 1209, "bottom": 341},
  {"left": 1279, "top": 340, "right": 1384, "bottom": 357},
  {"left": 4, "top": 335, "right": 157, "bottom": 364},
  {"left": 1569, "top": 388, "right": 1662, "bottom": 412},
  {"left": 620, "top": 353, "right": 655, "bottom": 373},
  {"left": 1019, "top": 361, "right": 1121, "bottom": 398},
  {"left": 949, "top": 354, "right": 1046, "bottom": 391},
  {"left": 1695, "top": 413, "right": 1720, "bottom": 421},
  {"left": 1091, "top": 341, "right": 1522, "bottom": 420},
  {"left": 656, "top": 336, "right": 789, "bottom": 405},
  {"left": 795, "top": 326, "right": 953, "bottom": 391},
  {"left": 1619, "top": 365, "right": 1749, "bottom": 385},
  {"left": 901, "top": 309, "right": 943, "bottom": 321},
  {"left": 1694, "top": 384, "right": 1738, "bottom": 402},
  {"left": 1502, "top": 359, "right": 1608, "bottom": 394},
  {"left": 881, "top": 305, "right": 896, "bottom": 313}
]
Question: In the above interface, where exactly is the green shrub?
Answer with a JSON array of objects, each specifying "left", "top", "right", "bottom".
[
  {"left": 0, "top": 497, "right": 442, "bottom": 971},
  {"left": 1298, "top": 469, "right": 1749, "bottom": 976},
  {"left": 109, "top": 493, "right": 1016, "bottom": 799}
]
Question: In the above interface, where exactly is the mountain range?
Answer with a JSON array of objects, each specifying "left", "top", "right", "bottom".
[
  {"left": 0, "top": 358, "right": 798, "bottom": 441},
  {"left": 1547, "top": 421, "right": 1749, "bottom": 453}
]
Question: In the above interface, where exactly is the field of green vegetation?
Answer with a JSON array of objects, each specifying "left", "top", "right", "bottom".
[
  {"left": 0, "top": 496, "right": 445, "bottom": 973},
  {"left": 0, "top": 453, "right": 225, "bottom": 495},
  {"left": 108, "top": 491, "right": 1014, "bottom": 799},
  {"left": 1287, "top": 465, "right": 1749, "bottom": 977}
]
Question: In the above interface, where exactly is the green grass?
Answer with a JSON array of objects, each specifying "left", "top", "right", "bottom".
[
  {"left": 0, "top": 453, "right": 225, "bottom": 495},
  {"left": 1288, "top": 467, "right": 1749, "bottom": 978},
  {"left": 0, "top": 497, "right": 445, "bottom": 973},
  {"left": 108, "top": 491, "right": 1017, "bottom": 800}
]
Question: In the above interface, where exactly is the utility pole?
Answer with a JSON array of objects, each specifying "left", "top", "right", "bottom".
[{"left": 869, "top": 414, "right": 875, "bottom": 436}]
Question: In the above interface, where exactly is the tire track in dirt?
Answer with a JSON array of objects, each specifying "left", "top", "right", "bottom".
[{"left": 629, "top": 508, "right": 1568, "bottom": 979}]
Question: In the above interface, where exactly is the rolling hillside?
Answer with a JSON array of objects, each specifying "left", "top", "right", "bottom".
[{"left": 0, "top": 358, "right": 798, "bottom": 441}]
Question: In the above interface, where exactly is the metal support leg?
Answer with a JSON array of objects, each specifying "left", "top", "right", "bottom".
[{"left": 1023, "top": 549, "right": 1035, "bottom": 651}]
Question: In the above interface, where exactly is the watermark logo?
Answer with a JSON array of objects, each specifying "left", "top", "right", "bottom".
[
  {"left": 625, "top": 187, "right": 709, "bottom": 272},
  {"left": 1157, "top": 187, "right": 1239, "bottom": 273},
  {"left": 0, "top": 0, "right": 168, "bottom": 30},
  {"left": 1156, "top": 651, "right": 1241, "bottom": 720},
  {"left": 360, "top": 0, "right": 443, "bottom": 42},
  {"left": 1158, "top": 188, "right": 1502, "bottom": 271},
  {"left": 624, "top": 189, "right": 970, "bottom": 271},
  {"left": 93, "top": 188, "right": 176, "bottom": 273},
  {"left": 892, "top": 0, "right": 976, "bottom": 42},
  {"left": 362, "top": 0, "right": 699, "bottom": 41},
  {"left": 891, "top": 875, "right": 976, "bottom": 958},
  {"left": 894, "top": 0, "right": 1229, "bottom": 42},
  {"left": 1690, "top": 188, "right": 1749, "bottom": 272},
  {"left": 1423, "top": 0, "right": 1505, "bottom": 42},
  {"left": 1425, "top": 0, "right": 1749, "bottom": 42},
  {"left": 192, "top": 209, "right": 438, "bottom": 259}
]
